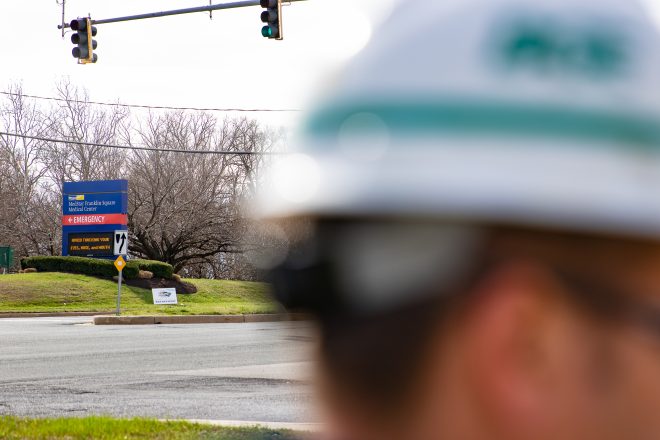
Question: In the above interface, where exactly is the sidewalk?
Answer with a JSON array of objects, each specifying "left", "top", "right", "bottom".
[{"left": 0, "top": 312, "right": 103, "bottom": 319}]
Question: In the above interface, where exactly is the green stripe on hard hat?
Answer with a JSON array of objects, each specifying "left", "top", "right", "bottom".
[{"left": 306, "top": 99, "right": 660, "bottom": 148}]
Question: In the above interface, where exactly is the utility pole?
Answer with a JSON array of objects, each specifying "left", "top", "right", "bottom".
[{"left": 57, "top": 0, "right": 66, "bottom": 38}]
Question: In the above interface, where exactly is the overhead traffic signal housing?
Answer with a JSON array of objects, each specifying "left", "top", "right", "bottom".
[
  {"left": 70, "top": 18, "right": 98, "bottom": 64},
  {"left": 260, "top": 0, "right": 283, "bottom": 40}
]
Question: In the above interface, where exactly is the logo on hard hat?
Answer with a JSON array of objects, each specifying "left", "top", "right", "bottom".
[{"left": 492, "top": 16, "right": 630, "bottom": 78}]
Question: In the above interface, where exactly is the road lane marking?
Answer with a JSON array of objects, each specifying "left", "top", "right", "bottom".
[{"left": 154, "top": 362, "right": 313, "bottom": 381}]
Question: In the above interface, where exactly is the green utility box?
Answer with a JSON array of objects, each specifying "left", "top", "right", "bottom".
[{"left": 0, "top": 246, "right": 14, "bottom": 272}]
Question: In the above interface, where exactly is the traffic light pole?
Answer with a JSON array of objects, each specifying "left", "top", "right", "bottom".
[{"left": 58, "top": 0, "right": 305, "bottom": 29}]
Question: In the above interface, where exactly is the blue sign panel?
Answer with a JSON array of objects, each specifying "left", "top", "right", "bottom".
[
  {"left": 62, "top": 180, "right": 128, "bottom": 258},
  {"left": 62, "top": 192, "right": 127, "bottom": 215}
]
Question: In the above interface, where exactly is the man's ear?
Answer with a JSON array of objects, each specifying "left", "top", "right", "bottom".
[{"left": 459, "top": 260, "right": 575, "bottom": 440}]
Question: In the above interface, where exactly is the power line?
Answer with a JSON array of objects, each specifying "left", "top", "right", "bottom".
[
  {"left": 0, "top": 131, "right": 281, "bottom": 156},
  {"left": 0, "top": 91, "right": 301, "bottom": 113}
]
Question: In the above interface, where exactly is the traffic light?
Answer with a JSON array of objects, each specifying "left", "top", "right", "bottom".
[
  {"left": 260, "top": 0, "right": 283, "bottom": 40},
  {"left": 70, "top": 18, "right": 98, "bottom": 64}
]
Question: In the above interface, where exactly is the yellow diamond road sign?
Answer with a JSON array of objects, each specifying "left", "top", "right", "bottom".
[{"left": 114, "top": 255, "right": 126, "bottom": 272}]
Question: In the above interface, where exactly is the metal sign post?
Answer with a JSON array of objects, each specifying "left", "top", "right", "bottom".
[
  {"left": 114, "top": 255, "right": 126, "bottom": 316},
  {"left": 116, "top": 271, "right": 123, "bottom": 316}
]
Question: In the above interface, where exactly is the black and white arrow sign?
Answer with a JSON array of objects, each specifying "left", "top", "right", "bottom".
[{"left": 114, "top": 230, "right": 128, "bottom": 256}]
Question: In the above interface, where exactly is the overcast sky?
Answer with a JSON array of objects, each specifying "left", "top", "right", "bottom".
[
  {"left": 2, "top": 0, "right": 660, "bottom": 132},
  {"left": 0, "top": 0, "right": 395, "bottom": 130}
]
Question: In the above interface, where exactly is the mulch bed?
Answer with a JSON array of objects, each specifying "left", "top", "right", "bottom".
[{"left": 123, "top": 277, "right": 198, "bottom": 294}]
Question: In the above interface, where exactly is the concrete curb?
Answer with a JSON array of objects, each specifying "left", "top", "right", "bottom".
[
  {"left": 94, "top": 313, "right": 309, "bottom": 325},
  {"left": 170, "top": 419, "right": 323, "bottom": 433}
]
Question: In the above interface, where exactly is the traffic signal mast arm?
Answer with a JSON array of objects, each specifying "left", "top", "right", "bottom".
[
  {"left": 61, "top": 0, "right": 300, "bottom": 64},
  {"left": 58, "top": 0, "right": 303, "bottom": 29}
]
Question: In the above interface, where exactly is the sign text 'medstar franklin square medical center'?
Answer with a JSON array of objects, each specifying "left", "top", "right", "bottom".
[{"left": 62, "top": 180, "right": 128, "bottom": 258}]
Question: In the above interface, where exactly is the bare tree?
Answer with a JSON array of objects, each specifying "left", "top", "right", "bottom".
[
  {"left": 127, "top": 112, "right": 274, "bottom": 274},
  {"left": 0, "top": 84, "right": 59, "bottom": 257},
  {"left": 0, "top": 153, "right": 18, "bottom": 247},
  {"left": 45, "top": 79, "right": 130, "bottom": 184}
]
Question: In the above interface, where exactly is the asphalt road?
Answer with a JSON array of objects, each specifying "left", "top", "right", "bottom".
[{"left": 0, "top": 317, "right": 317, "bottom": 423}]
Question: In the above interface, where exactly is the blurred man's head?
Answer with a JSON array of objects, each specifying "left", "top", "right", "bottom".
[
  {"left": 254, "top": 0, "right": 660, "bottom": 438},
  {"left": 298, "top": 225, "right": 660, "bottom": 440}
]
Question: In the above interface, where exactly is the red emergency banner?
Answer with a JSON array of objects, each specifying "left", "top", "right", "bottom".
[{"left": 62, "top": 214, "right": 128, "bottom": 226}]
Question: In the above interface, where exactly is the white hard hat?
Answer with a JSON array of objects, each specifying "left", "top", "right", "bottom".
[{"left": 258, "top": 0, "right": 660, "bottom": 238}]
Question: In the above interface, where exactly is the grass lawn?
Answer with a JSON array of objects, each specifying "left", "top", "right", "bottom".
[
  {"left": 0, "top": 416, "right": 304, "bottom": 439},
  {"left": 0, "top": 273, "right": 278, "bottom": 316}
]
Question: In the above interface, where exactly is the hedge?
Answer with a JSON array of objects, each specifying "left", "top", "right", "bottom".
[
  {"left": 131, "top": 259, "right": 174, "bottom": 279},
  {"left": 21, "top": 256, "right": 140, "bottom": 279}
]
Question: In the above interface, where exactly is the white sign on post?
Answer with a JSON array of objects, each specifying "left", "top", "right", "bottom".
[
  {"left": 152, "top": 288, "right": 178, "bottom": 305},
  {"left": 114, "top": 230, "right": 128, "bottom": 256}
]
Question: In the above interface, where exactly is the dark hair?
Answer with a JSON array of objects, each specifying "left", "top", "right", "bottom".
[{"left": 318, "top": 294, "right": 454, "bottom": 417}]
